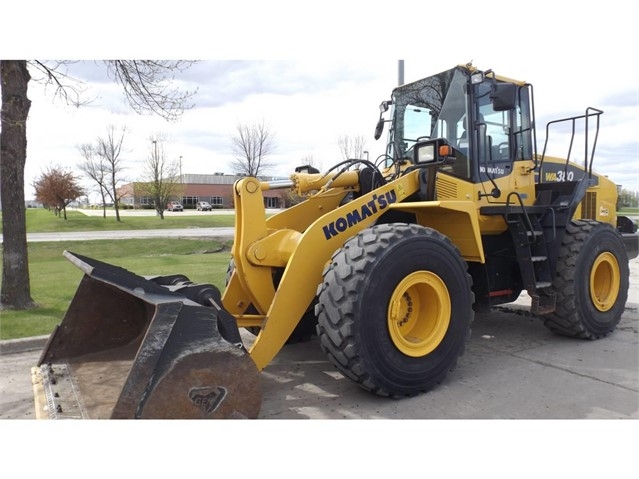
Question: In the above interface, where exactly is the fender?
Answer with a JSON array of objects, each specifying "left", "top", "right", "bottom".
[{"left": 389, "top": 200, "right": 485, "bottom": 263}]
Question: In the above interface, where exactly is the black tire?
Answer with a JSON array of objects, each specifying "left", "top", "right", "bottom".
[
  {"left": 540, "top": 220, "right": 629, "bottom": 339},
  {"left": 225, "top": 260, "right": 318, "bottom": 344},
  {"left": 282, "top": 307, "right": 319, "bottom": 344},
  {"left": 245, "top": 312, "right": 317, "bottom": 344},
  {"left": 315, "top": 223, "right": 474, "bottom": 397}
]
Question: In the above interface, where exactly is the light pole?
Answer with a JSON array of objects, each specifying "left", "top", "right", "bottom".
[
  {"left": 364, "top": 150, "right": 369, "bottom": 162},
  {"left": 179, "top": 156, "right": 183, "bottom": 183}
]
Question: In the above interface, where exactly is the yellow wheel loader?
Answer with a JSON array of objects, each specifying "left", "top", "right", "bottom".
[{"left": 32, "top": 64, "right": 638, "bottom": 418}]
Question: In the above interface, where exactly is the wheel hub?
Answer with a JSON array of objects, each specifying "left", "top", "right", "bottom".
[
  {"left": 388, "top": 271, "right": 451, "bottom": 357},
  {"left": 590, "top": 251, "right": 620, "bottom": 312}
]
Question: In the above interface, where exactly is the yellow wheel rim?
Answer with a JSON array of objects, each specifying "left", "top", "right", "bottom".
[
  {"left": 590, "top": 252, "right": 620, "bottom": 312},
  {"left": 387, "top": 271, "right": 451, "bottom": 357}
]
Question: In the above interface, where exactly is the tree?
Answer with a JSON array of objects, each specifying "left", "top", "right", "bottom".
[
  {"left": 105, "top": 61, "right": 197, "bottom": 121},
  {"left": 300, "top": 153, "right": 322, "bottom": 172},
  {"left": 33, "top": 165, "right": 85, "bottom": 219},
  {"left": 95, "top": 125, "right": 128, "bottom": 222},
  {"left": 617, "top": 187, "right": 639, "bottom": 209},
  {"left": 0, "top": 60, "right": 197, "bottom": 310},
  {"left": 230, "top": 119, "right": 276, "bottom": 177},
  {"left": 139, "top": 137, "right": 183, "bottom": 219},
  {"left": 337, "top": 134, "right": 367, "bottom": 162},
  {"left": 77, "top": 143, "right": 110, "bottom": 218},
  {"left": 0, "top": 61, "right": 34, "bottom": 309}
]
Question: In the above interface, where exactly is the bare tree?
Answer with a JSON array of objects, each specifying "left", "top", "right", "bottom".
[
  {"left": 95, "top": 125, "right": 128, "bottom": 222},
  {"left": 33, "top": 165, "right": 85, "bottom": 219},
  {"left": 77, "top": 143, "right": 110, "bottom": 218},
  {"left": 0, "top": 59, "right": 197, "bottom": 310},
  {"left": 105, "top": 61, "right": 197, "bottom": 121},
  {"left": 139, "top": 136, "right": 183, "bottom": 219},
  {"left": 337, "top": 134, "right": 367, "bottom": 161},
  {"left": 230, "top": 119, "right": 276, "bottom": 177},
  {"left": 300, "top": 154, "right": 322, "bottom": 172}
]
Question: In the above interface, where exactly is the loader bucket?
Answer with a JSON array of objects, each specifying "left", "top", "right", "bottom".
[{"left": 31, "top": 251, "right": 261, "bottom": 419}]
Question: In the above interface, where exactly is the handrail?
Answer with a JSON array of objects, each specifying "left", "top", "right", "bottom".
[
  {"left": 505, "top": 191, "right": 537, "bottom": 243},
  {"left": 537, "top": 107, "right": 603, "bottom": 184},
  {"left": 585, "top": 107, "right": 603, "bottom": 179}
]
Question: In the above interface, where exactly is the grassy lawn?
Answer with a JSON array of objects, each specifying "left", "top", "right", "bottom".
[
  {"left": 0, "top": 238, "right": 232, "bottom": 340},
  {"left": 0, "top": 208, "right": 235, "bottom": 234}
]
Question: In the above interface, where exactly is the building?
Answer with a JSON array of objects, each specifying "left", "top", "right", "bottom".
[{"left": 118, "top": 173, "right": 290, "bottom": 209}]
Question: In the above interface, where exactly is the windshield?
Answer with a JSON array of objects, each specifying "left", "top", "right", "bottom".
[
  {"left": 386, "top": 66, "right": 533, "bottom": 182},
  {"left": 389, "top": 67, "right": 469, "bottom": 160}
]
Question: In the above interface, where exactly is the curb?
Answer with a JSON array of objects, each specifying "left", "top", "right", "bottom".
[{"left": 0, "top": 335, "right": 49, "bottom": 356}]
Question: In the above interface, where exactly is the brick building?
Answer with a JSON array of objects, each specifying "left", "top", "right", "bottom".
[{"left": 118, "top": 173, "right": 289, "bottom": 209}]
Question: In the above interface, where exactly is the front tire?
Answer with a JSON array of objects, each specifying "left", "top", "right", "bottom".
[
  {"left": 540, "top": 220, "right": 629, "bottom": 339},
  {"left": 316, "top": 223, "right": 474, "bottom": 397}
]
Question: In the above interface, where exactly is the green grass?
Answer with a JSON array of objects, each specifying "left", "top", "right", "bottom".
[
  {"left": 618, "top": 207, "right": 639, "bottom": 215},
  {"left": 0, "top": 208, "right": 235, "bottom": 234},
  {"left": 0, "top": 238, "right": 232, "bottom": 340}
]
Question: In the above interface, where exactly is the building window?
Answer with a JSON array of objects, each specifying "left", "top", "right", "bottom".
[
  {"left": 182, "top": 196, "right": 197, "bottom": 207},
  {"left": 140, "top": 196, "right": 154, "bottom": 205},
  {"left": 265, "top": 197, "right": 279, "bottom": 208},
  {"left": 210, "top": 196, "right": 224, "bottom": 207}
]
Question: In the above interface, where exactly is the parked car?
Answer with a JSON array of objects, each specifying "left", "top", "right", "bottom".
[
  {"left": 196, "top": 201, "right": 212, "bottom": 211},
  {"left": 167, "top": 201, "right": 183, "bottom": 212}
]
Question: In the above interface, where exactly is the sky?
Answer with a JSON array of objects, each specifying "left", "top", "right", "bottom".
[{"left": 3, "top": 1, "right": 638, "bottom": 203}]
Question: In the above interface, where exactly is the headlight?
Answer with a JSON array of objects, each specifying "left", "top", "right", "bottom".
[{"left": 416, "top": 144, "right": 435, "bottom": 164}]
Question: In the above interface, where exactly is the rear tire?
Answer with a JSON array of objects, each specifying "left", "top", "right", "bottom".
[
  {"left": 540, "top": 220, "right": 629, "bottom": 339},
  {"left": 316, "top": 223, "right": 474, "bottom": 397}
]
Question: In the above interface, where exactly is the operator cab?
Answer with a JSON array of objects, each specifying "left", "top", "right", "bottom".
[{"left": 378, "top": 65, "right": 533, "bottom": 187}]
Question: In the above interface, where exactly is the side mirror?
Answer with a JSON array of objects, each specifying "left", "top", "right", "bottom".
[
  {"left": 374, "top": 118, "right": 385, "bottom": 140},
  {"left": 490, "top": 83, "right": 518, "bottom": 111},
  {"left": 374, "top": 100, "right": 392, "bottom": 140}
]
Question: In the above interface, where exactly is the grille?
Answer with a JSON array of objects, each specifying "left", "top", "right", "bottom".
[
  {"left": 581, "top": 192, "right": 597, "bottom": 219},
  {"left": 437, "top": 178, "right": 458, "bottom": 199}
]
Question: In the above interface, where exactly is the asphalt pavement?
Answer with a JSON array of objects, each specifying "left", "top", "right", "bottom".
[
  {"left": 0, "top": 207, "right": 238, "bottom": 243},
  {"left": 14, "top": 227, "right": 235, "bottom": 242}
]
